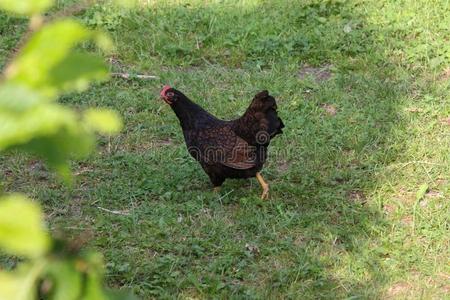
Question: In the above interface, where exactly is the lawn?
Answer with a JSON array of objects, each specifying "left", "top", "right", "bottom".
[{"left": 1, "top": 0, "right": 449, "bottom": 299}]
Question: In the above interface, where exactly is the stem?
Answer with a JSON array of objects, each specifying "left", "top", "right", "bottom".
[{"left": 17, "top": 260, "right": 47, "bottom": 299}]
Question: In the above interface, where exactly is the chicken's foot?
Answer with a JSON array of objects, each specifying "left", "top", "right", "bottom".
[{"left": 256, "top": 172, "right": 269, "bottom": 200}]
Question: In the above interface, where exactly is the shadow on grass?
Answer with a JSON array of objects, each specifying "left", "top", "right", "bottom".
[
  {"left": 82, "top": 2, "right": 416, "bottom": 298},
  {"left": 59, "top": 1, "right": 414, "bottom": 299},
  {"left": 0, "top": 1, "right": 416, "bottom": 299}
]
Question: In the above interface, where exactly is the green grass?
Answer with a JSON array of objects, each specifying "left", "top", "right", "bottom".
[{"left": 1, "top": 0, "right": 450, "bottom": 298}]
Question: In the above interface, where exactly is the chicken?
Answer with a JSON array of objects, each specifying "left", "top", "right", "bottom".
[{"left": 160, "top": 85, "right": 284, "bottom": 199}]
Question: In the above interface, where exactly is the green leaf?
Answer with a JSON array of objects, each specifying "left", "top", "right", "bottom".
[
  {"left": 6, "top": 20, "right": 111, "bottom": 97},
  {"left": 84, "top": 109, "right": 123, "bottom": 134},
  {"left": 0, "top": 83, "right": 96, "bottom": 181},
  {"left": 18, "top": 126, "right": 95, "bottom": 183},
  {"left": 416, "top": 183, "right": 429, "bottom": 201},
  {"left": 0, "top": 270, "right": 34, "bottom": 300},
  {"left": 83, "top": 272, "right": 107, "bottom": 300},
  {"left": 0, "top": 98, "right": 78, "bottom": 150},
  {"left": 0, "top": 11, "right": 118, "bottom": 183},
  {"left": 0, "top": 262, "right": 46, "bottom": 300},
  {"left": 52, "top": 53, "right": 109, "bottom": 93},
  {"left": 0, "top": 272, "right": 25, "bottom": 300},
  {"left": 0, "top": 260, "right": 47, "bottom": 300},
  {"left": 46, "top": 261, "right": 83, "bottom": 300},
  {"left": 48, "top": 52, "right": 109, "bottom": 93},
  {"left": 0, "top": 0, "right": 53, "bottom": 15},
  {"left": 0, "top": 83, "right": 48, "bottom": 113},
  {"left": 82, "top": 253, "right": 107, "bottom": 300},
  {"left": 7, "top": 19, "right": 89, "bottom": 95},
  {"left": 0, "top": 195, "right": 50, "bottom": 258}
]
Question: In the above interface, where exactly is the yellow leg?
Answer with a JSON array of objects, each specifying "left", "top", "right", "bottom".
[
  {"left": 213, "top": 186, "right": 221, "bottom": 193},
  {"left": 256, "top": 172, "right": 269, "bottom": 200}
]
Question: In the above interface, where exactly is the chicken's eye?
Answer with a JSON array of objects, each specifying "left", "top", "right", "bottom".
[{"left": 166, "top": 92, "right": 175, "bottom": 98}]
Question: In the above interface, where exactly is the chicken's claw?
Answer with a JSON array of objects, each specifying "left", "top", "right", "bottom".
[{"left": 256, "top": 172, "right": 269, "bottom": 200}]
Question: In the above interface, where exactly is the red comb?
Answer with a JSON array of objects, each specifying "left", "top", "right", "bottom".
[{"left": 160, "top": 85, "right": 172, "bottom": 97}]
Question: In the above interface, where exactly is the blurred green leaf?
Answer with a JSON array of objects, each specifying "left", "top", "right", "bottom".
[
  {"left": 0, "top": 83, "right": 96, "bottom": 180},
  {"left": 46, "top": 261, "right": 83, "bottom": 300},
  {"left": 0, "top": 12, "right": 119, "bottom": 182},
  {"left": 0, "top": 83, "right": 47, "bottom": 113},
  {"left": 83, "top": 253, "right": 107, "bottom": 300},
  {"left": 0, "top": 272, "right": 23, "bottom": 300},
  {"left": 0, "top": 261, "right": 46, "bottom": 300},
  {"left": 48, "top": 52, "right": 109, "bottom": 93},
  {"left": 0, "top": 94, "right": 81, "bottom": 150},
  {"left": 84, "top": 273, "right": 107, "bottom": 300},
  {"left": 6, "top": 19, "right": 111, "bottom": 97},
  {"left": 0, "top": 270, "right": 34, "bottom": 300},
  {"left": 0, "top": 195, "right": 50, "bottom": 258},
  {"left": 84, "top": 109, "right": 123, "bottom": 134},
  {"left": 7, "top": 19, "right": 89, "bottom": 85},
  {"left": 0, "top": 103, "right": 94, "bottom": 182},
  {"left": 0, "top": 0, "right": 53, "bottom": 15},
  {"left": 17, "top": 125, "right": 95, "bottom": 183}
]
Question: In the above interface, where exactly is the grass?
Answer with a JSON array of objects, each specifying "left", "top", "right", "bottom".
[{"left": 1, "top": 0, "right": 450, "bottom": 298}]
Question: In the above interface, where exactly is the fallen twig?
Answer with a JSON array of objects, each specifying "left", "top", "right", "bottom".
[
  {"left": 111, "top": 72, "right": 159, "bottom": 80},
  {"left": 97, "top": 206, "right": 130, "bottom": 216}
]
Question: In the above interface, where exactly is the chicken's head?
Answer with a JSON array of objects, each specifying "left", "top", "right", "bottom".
[{"left": 160, "top": 85, "right": 177, "bottom": 105}]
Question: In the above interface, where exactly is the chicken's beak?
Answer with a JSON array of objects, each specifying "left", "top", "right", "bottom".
[{"left": 163, "top": 98, "right": 173, "bottom": 105}]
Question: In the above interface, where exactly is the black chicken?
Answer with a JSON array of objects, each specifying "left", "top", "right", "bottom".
[{"left": 160, "top": 86, "right": 284, "bottom": 199}]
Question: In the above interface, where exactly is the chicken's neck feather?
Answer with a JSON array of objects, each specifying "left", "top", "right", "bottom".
[{"left": 171, "top": 96, "right": 216, "bottom": 130}]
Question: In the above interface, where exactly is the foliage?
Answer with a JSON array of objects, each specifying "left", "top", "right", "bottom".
[
  {"left": 83, "top": 4, "right": 127, "bottom": 31},
  {"left": 0, "top": 0, "right": 52, "bottom": 16},
  {"left": 0, "top": 195, "right": 112, "bottom": 300},
  {"left": 0, "top": 0, "right": 132, "bottom": 299},
  {"left": 0, "top": 194, "right": 50, "bottom": 258},
  {"left": 0, "top": 16, "right": 117, "bottom": 181}
]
